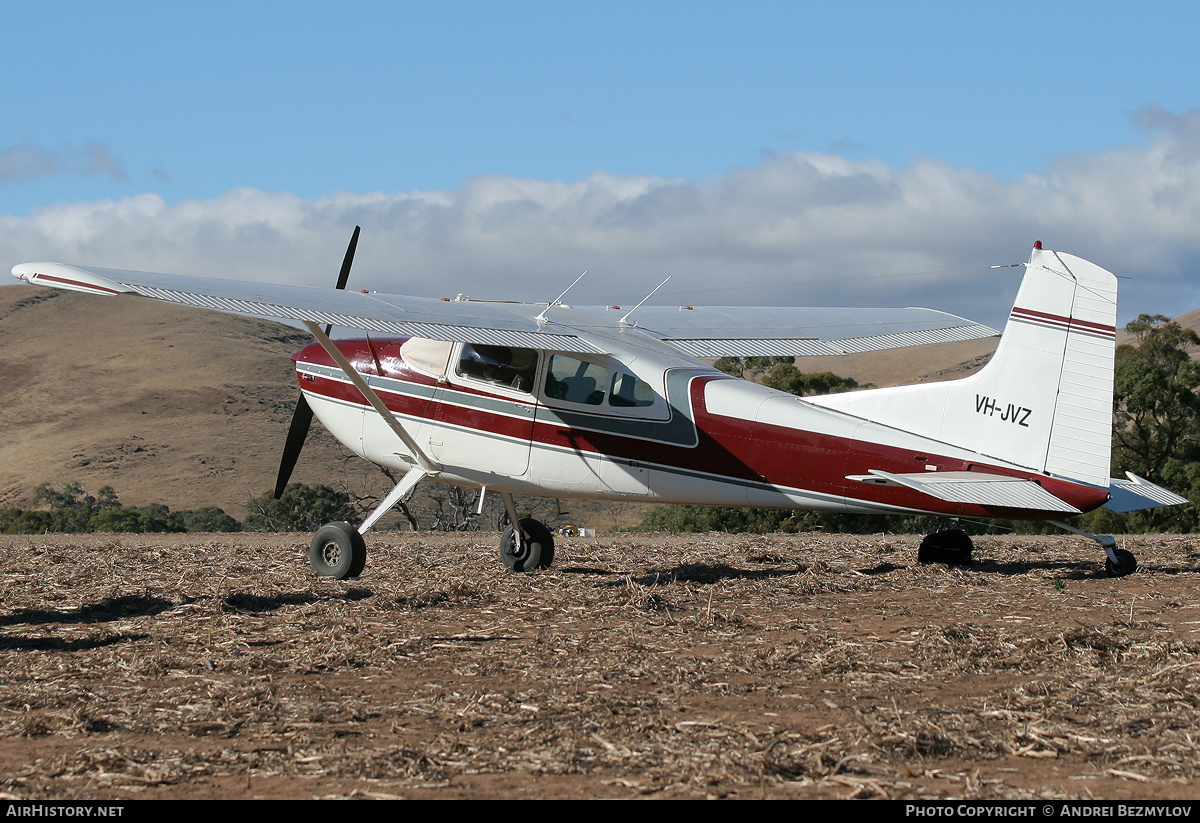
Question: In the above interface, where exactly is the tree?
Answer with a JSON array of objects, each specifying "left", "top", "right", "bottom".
[
  {"left": 9, "top": 481, "right": 242, "bottom": 534},
  {"left": 426, "top": 485, "right": 483, "bottom": 531},
  {"left": 1101, "top": 314, "right": 1200, "bottom": 531},
  {"left": 640, "top": 504, "right": 793, "bottom": 533},
  {"left": 169, "top": 506, "right": 242, "bottom": 533},
  {"left": 713, "top": 356, "right": 795, "bottom": 379},
  {"left": 90, "top": 507, "right": 170, "bottom": 533},
  {"left": 332, "top": 457, "right": 420, "bottom": 531},
  {"left": 32, "top": 481, "right": 95, "bottom": 511},
  {"left": 761, "top": 364, "right": 866, "bottom": 396},
  {"left": 245, "top": 483, "right": 356, "bottom": 532},
  {"left": 1112, "top": 315, "right": 1200, "bottom": 481}
]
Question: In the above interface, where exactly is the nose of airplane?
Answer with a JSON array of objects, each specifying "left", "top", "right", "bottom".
[{"left": 292, "top": 340, "right": 329, "bottom": 367}]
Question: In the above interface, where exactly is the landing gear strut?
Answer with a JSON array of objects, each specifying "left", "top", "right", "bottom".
[{"left": 307, "top": 466, "right": 428, "bottom": 580}]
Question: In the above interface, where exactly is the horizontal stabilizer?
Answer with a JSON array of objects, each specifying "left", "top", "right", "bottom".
[
  {"left": 849, "top": 470, "right": 1082, "bottom": 513},
  {"left": 1102, "top": 473, "right": 1190, "bottom": 513}
]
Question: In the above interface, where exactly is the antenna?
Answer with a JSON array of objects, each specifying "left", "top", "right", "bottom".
[
  {"left": 535, "top": 270, "right": 588, "bottom": 324},
  {"left": 619, "top": 277, "right": 671, "bottom": 326}
]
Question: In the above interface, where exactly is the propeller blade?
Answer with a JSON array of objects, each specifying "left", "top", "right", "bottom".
[
  {"left": 275, "top": 393, "right": 314, "bottom": 499},
  {"left": 334, "top": 225, "right": 361, "bottom": 292},
  {"left": 276, "top": 226, "right": 361, "bottom": 498},
  {"left": 324, "top": 225, "right": 361, "bottom": 333}
]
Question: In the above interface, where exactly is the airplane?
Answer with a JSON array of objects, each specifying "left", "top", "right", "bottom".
[{"left": 11, "top": 235, "right": 1187, "bottom": 580}]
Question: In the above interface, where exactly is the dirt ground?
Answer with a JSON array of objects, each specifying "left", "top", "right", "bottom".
[{"left": 0, "top": 530, "right": 1198, "bottom": 800}]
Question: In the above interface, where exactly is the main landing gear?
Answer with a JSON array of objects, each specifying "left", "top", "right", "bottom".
[
  {"left": 500, "top": 518, "right": 555, "bottom": 572},
  {"left": 310, "top": 522, "right": 366, "bottom": 579},
  {"left": 917, "top": 528, "right": 974, "bottom": 565},
  {"left": 497, "top": 491, "right": 554, "bottom": 573},
  {"left": 306, "top": 487, "right": 556, "bottom": 580},
  {"left": 915, "top": 519, "right": 1139, "bottom": 578}
]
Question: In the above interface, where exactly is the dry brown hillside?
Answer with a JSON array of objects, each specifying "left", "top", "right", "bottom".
[{"left": 0, "top": 286, "right": 347, "bottom": 518}]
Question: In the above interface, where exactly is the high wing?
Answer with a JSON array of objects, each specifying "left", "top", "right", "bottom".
[{"left": 11, "top": 262, "right": 997, "bottom": 357}]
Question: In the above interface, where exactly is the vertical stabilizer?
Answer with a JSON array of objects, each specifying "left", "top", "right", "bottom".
[{"left": 810, "top": 246, "right": 1118, "bottom": 486}]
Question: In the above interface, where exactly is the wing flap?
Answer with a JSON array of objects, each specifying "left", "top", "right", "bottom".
[
  {"left": 623, "top": 305, "right": 997, "bottom": 358},
  {"left": 664, "top": 322, "right": 997, "bottom": 358},
  {"left": 850, "top": 469, "right": 1082, "bottom": 513}
]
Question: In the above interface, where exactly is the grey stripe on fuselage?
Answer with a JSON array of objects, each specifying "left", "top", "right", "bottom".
[{"left": 298, "top": 363, "right": 705, "bottom": 448}]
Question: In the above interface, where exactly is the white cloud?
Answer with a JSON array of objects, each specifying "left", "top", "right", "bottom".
[{"left": 6, "top": 113, "right": 1200, "bottom": 327}]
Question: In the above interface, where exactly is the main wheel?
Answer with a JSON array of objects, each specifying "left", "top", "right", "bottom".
[
  {"left": 310, "top": 522, "right": 367, "bottom": 579},
  {"left": 499, "top": 518, "right": 555, "bottom": 572},
  {"left": 1105, "top": 548, "right": 1137, "bottom": 578},
  {"left": 918, "top": 529, "right": 973, "bottom": 565}
]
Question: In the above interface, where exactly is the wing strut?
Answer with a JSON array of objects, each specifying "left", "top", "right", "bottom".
[{"left": 302, "top": 321, "right": 440, "bottom": 476}]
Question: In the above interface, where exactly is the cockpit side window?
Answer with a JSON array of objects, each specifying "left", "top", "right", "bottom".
[
  {"left": 456, "top": 344, "right": 538, "bottom": 392},
  {"left": 399, "top": 337, "right": 454, "bottom": 378},
  {"left": 545, "top": 354, "right": 609, "bottom": 406}
]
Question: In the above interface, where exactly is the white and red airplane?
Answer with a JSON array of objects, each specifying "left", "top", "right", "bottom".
[{"left": 11, "top": 235, "right": 1185, "bottom": 579}]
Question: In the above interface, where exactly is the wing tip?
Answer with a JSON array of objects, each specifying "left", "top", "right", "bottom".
[{"left": 11, "top": 262, "right": 132, "bottom": 296}]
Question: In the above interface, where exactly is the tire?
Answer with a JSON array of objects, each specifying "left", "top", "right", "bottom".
[
  {"left": 499, "top": 518, "right": 555, "bottom": 572},
  {"left": 918, "top": 529, "right": 973, "bottom": 565},
  {"left": 310, "top": 522, "right": 367, "bottom": 579},
  {"left": 1105, "top": 548, "right": 1137, "bottom": 578}
]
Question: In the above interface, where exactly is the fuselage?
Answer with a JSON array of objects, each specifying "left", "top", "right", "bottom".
[{"left": 292, "top": 334, "right": 1110, "bottom": 521}]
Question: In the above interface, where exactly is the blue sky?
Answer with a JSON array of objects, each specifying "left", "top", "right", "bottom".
[{"left": 5, "top": 1, "right": 1200, "bottom": 325}]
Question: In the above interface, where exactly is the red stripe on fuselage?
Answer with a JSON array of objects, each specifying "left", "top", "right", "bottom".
[{"left": 293, "top": 338, "right": 1110, "bottom": 519}]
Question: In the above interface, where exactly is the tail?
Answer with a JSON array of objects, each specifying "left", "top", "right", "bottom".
[{"left": 811, "top": 244, "right": 1117, "bottom": 486}]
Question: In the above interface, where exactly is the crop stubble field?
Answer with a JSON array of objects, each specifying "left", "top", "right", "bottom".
[{"left": 0, "top": 531, "right": 1198, "bottom": 800}]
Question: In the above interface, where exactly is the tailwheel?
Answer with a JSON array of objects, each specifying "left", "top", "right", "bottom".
[
  {"left": 499, "top": 517, "right": 555, "bottom": 572},
  {"left": 918, "top": 528, "right": 974, "bottom": 565},
  {"left": 1105, "top": 548, "right": 1138, "bottom": 578},
  {"left": 310, "top": 521, "right": 367, "bottom": 579}
]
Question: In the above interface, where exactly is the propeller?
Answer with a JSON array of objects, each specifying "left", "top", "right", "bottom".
[{"left": 273, "top": 225, "right": 361, "bottom": 499}]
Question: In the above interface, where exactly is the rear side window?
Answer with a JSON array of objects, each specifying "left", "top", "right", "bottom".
[
  {"left": 545, "top": 355, "right": 609, "bottom": 406},
  {"left": 609, "top": 372, "right": 657, "bottom": 407}
]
